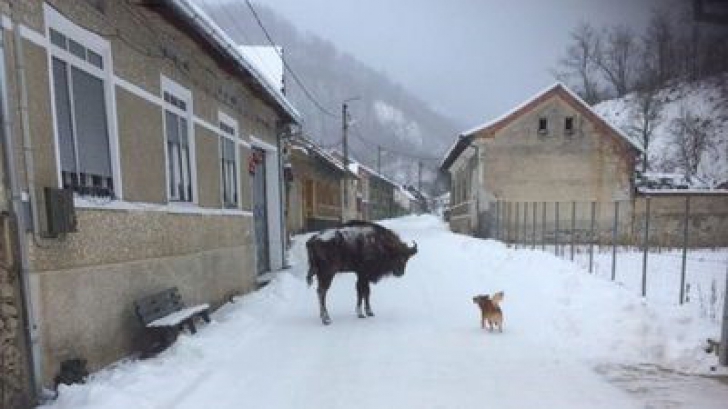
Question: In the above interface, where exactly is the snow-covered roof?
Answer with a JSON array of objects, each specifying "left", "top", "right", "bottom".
[
  {"left": 289, "top": 136, "right": 358, "bottom": 177},
  {"left": 165, "top": 0, "right": 300, "bottom": 122},
  {"left": 238, "top": 46, "right": 285, "bottom": 93},
  {"left": 460, "top": 82, "right": 643, "bottom": 151}
]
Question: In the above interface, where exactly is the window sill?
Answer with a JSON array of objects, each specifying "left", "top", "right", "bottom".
[{"left": 74, "top": 197, "right": 253, "bottom": 217}]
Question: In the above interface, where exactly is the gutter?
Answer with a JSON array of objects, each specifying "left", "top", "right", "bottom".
[
  {"left": 1, "top": 20, "right": 41, "bottom": 399},
  {"left": 163, "top": 0, "right": 301, "bottom": 124}
]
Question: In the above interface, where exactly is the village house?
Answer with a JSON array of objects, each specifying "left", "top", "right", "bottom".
[
  {"left": 285, "top": 135, "right": 357, "bottom": 233},
  {"left": 441, "top": 83, "right": 641, "bottom": 237},
  {"left": 0, "top": 0, "right": 299, "bottom": 401}
]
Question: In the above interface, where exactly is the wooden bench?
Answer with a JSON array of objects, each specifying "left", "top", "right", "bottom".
[{"left": 134, "top": 287, "right": 211, "bottom": 354}]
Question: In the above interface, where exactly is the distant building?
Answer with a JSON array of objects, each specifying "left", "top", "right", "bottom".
[
  {"left": 441, "top": 83, "right": 641, "bottom": 236},
  {"left": 286, "top": 135, "right": 357, "bottom": 233}
]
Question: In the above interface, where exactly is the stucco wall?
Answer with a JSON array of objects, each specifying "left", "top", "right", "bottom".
[
  {"left": 0, "top": 0, "right": 291, "bottom": 388},
  {"left": 116, "top": 87, "right": 167, "bottom": 204},
  {"left": 482, "top": 96, "right": 634, "bottom": 204},
  {"left": 632, "top": 194, "right": 728, "bottom": 247}
]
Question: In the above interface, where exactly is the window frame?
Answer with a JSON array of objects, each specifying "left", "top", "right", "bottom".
[
  {"left": 564, "top": 116, "right": 575, "bottom": 135},
  {"left": 218, "top": 111, "right": 240, "bottom": 209},
  {"left": 161, "top": 76, "right": 197, "bottom": 204},
  {"left": 537, "top": 117, "right": 549, "bottom": 135},
  {"left": 45, "top": 4, "right": 121, "bottom": 198}
]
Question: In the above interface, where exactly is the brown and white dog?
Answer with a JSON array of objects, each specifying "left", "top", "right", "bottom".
[{"left": 472, "top": 291, "right": 504, "bottom": 332}]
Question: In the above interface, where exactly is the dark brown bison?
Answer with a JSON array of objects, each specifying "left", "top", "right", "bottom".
[{"left": 306, "top": 220, "right": 417, "bottom": 325}]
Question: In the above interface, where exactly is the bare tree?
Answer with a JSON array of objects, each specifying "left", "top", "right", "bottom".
[
  {"left": 629, "top": 71, "right": 665, "bottom": 173},
  {"left": 594, "top": 25, "right": 639, "bottom": 98},
  {"left": 556, "top": 23, "right": 602, "bottom": 104},
  {"left": 643, "top": 9, "right": 678, "bottom": 86},
  {"left": 670, "top": 107, "right": 716, "bottom": 184}
]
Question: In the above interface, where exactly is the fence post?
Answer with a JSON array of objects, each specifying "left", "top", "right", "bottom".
[
  {"left": 570, "top": 201, "right": 576, "bottom": 261},
  {"left": 641, "top": 197, "right": 651, "bottom": 298},
  {"left": 555, "top": 202, "right": 560, "bottom": 256},
  {"left": 515, "top": 202, "right": 520, "bottom": 248},
  {"left": 679, "top": 195, "right": 690, "bottom": 305},
  {"left": 542, "top": 202, "right": 546, "bottom": 251},
  {"left": 589, "top": 201, "right": 595, "bottom": 274},
  {"left": 720, "top": 258, "right": 728, "bottom": 366},
  {"left": 523, "top": 202, "right": 528, "bottom": 248},
  {"left": 532, "top": 201, "right": 537, "bottom": 250},
  {"left": 611, "top": 201, "right": 619, "bottom": 281}
]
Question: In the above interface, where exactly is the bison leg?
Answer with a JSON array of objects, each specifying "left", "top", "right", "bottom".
[
  {"left": 356, "top": 278, "right": 367, "bottom": 318},
  {"left": 362, "top": 280, "right": 374, "bottom": 317},
  {"left": 317, "top": 274, "right": 333, "bottom": 325}
]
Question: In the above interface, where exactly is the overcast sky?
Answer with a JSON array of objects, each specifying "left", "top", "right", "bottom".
[{"left": 244, "top": 0, "right": 665, "bottom": 128}]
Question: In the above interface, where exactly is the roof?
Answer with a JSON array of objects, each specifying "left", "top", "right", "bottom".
[
  {"left": 238, "top": 46, "right": 284, "bottom": 93},
  {"left": 442, "top": 82, "right": 643, "bottom": 170},
  {"left": 440, "top": 134, "right": 474, "bottom": 170},
  {"left": 162, "top": 0, "right": 300, "bottom": 122},
  {"left": 335, "top": 154, "right": 401, "bottom": 189},
  {"left": 289, "top": 136, "right": 358, "bottom": 178}
]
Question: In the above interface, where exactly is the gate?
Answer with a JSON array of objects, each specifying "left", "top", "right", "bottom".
[
  {"left": 252, "top": 147, "right": 270, "bottom": 273},
  {"left": 0, "top": 215, "right": 32, "bottom": 408}
]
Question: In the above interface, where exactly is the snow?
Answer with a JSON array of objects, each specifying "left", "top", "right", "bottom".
[
  {"left": 41, "top": 215, "right": 728, "bottom": 409},
  {"left": 147, "top": 304, "right": 210, "bottom": 328},
  {"left": 237, "top": 46, "right": 284, "bottom": 92},
  {"left": 314, "top": 225, "right": 374, "bottom": 243},
  {"left": 594, "top": 77, "right": 728, "bottom": 187},
  {"left": 373, "top": 100, "right": 424, "bottom": 146}
]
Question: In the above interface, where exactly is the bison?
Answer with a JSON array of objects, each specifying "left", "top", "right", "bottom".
[{"left": 306, "top": 220, "right": 417, "bottom": 325}]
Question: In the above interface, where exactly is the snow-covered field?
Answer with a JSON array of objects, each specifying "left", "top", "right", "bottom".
[{"left": 42, "top": 215, "right": 728, "bottom": 409}]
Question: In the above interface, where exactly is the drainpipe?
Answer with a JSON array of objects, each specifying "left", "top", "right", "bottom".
[
  {"left": 276, "top": 121, "right": 288, "bottom": 268},
  {"left": 1, "top": 17, "right": 42, "bottom": 399}
]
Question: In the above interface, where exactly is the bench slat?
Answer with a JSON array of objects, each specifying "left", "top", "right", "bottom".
[{"left": 147, "top": 304, "right": 210, "bottom": 328}]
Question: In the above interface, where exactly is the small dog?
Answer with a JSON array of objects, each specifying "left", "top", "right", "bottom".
[{"left": 472, "top": 291, "right": 504, "bottom": 332}]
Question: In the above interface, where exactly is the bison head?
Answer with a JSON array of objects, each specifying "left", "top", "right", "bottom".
[{"left": 392, "top": 241, "right": 418, "bottom": 277}]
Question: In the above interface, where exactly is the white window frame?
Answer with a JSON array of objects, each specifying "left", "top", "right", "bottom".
[
  {"left": 161, "top": 76, "right": 197, "bottom": 204},
  {"left": 44, "top": 4, "right": 122, "bottom": 198},
  {"left": 218, "top": 111, "right": 240, "bottom": 209}
]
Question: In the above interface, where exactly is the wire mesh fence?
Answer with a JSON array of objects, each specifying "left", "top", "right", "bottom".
[{"left": 488, "top": 196, "right": 728, "bottom": 312}]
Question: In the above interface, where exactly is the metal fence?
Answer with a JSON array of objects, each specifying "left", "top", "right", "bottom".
[{"left": 488, "top": 196, "right": 728, "bottom": 307}]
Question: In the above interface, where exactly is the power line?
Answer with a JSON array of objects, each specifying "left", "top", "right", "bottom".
[
  {"left": 350, "top": 123, "right": 443, "bottom": 162},
  {"left": 243, "top": 0, "right": 339, "bottom": 118}
]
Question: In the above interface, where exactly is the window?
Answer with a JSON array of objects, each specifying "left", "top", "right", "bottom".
[
  {"left": 165, "top": 106, "right": 192, "bottom": 202},
  {"left": 220, "top": 123, "right": 238, "bottom": 208},
  {"left": 50, "top": 33, "right": 113, "bottom": 197},
  {"left": 538, "top": 118, "right": 549, "bottom": 135},
  {"left": 564, "top": 116, "right": 575, "bottom": 135}
]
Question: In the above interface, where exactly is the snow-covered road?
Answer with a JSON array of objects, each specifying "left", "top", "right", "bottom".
[{"left": 44, "top": 215, "right": 728, "bottom": 409}]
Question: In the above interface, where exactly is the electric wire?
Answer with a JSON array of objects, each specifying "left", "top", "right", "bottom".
[{"left": 243, "top": 0, "right": 340, "bottom": 118}]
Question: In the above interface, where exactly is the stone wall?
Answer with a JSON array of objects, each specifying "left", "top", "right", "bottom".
[{"left": 0, "top": 216, "right": 31, "bottom": 408}]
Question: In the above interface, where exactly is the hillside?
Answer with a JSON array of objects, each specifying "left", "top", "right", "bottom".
[
  {"left": 194, "top": 1, "right": 462, "bottom": 192},
  {"left": 594, "top": 76, "right": 728, "bottom": 188}
]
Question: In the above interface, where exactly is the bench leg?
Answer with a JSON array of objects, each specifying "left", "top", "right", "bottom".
[
  {"left": 201, "top": 311, "right": 211, "bottom": 323},
  {"left": 185, "top": 318, "right": 197, "bottom": 334}
]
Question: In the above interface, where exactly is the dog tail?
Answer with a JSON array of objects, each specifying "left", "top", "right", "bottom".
[{"left": 491, "top": 291, "right": 504, "bottom": 305}]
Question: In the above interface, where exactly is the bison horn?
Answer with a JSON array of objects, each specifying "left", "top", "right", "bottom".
[{"left": 409, "top": 241, "right": 418, "bottom": 255}]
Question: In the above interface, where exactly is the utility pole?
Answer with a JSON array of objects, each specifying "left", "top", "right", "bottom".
[
  {"left": 417, "top": 161, "right": 423, "bottom": 192},
  {"left": 341, "top": 97, "right": 359, "bottom": 217},
  {"left": 342, "top": 102, "right": 349, "bottom": 211},
  {"left": 377, "top": 145, "right": 382, "bottom": 175}
]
